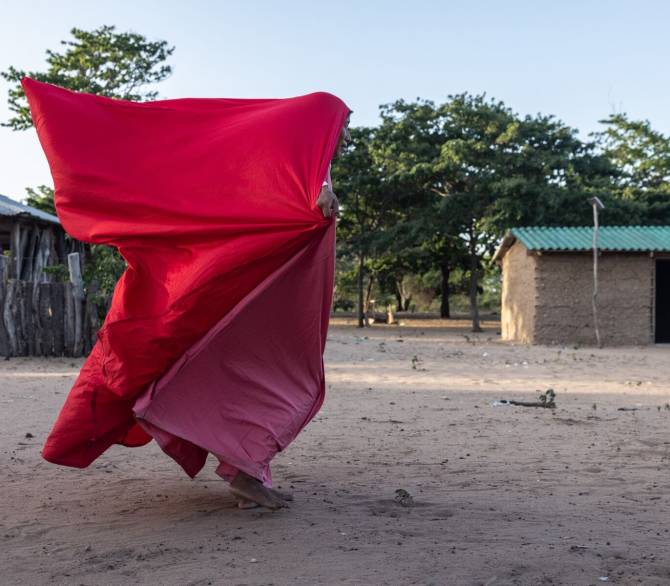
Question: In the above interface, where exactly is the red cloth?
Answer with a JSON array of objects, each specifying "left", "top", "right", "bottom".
[{"left": 22, "top": 78, "right": 349, "bottom": 469}]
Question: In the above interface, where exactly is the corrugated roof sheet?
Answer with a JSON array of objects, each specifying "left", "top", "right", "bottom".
[
  {"left": 493, "top": 225, "right": 670, "bottom": 262},
  {"left": 512, "top": 226, "right": 670, "bottom": 252},
  {"left": 0, "top": 193, "right": 60, "bottom": 225}
]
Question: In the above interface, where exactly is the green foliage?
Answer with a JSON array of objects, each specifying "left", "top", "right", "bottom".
[
  {"left": 4, "top": 25, "right": 171, "bottom": 314},
  {"left": 2, "top": 25, "right": 174, "bottom": 130},
  {"left": 43, "top": 264, "right": 69, "bottom": 282},
  {"left": 83, "top": 245, "right": 127, "bottom": 311},
  {"left": 25, "top": 185, "right": 56, "bottom": 215},
  {"left": 332, "top": 93, "right": 670, "bottom": 326},
  {"left": 332, "top": 127, "right": 404, "bottom": 321},
  {"left": 594, "top": 114, "right": 670, "bottom": 224}
]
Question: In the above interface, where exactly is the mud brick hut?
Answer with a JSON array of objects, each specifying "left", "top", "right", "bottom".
[{"left": 493, "top": 226, "right": 670, "bottom": 346}]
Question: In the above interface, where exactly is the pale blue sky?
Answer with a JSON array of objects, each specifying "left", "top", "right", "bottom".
[{"left": 1, "top": 0, "right": 669, "bottom": 199}]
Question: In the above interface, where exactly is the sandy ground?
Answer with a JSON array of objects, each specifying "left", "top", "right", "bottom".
[{"left": 1, "top": 317, "right": 670, "bottom": 586}]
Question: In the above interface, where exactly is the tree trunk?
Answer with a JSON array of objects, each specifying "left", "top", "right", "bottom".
[
  {"left": 440, "top": 260, "right": 451, "bottom": 318},
  {"left": 357, "top": 251, "right": 365, "bottom": 328},
  {"left": 468, "top": 235, "right": 482, "bottom": 333},
  {"left": 394, "top": 276, "right": 404, "bottom": 313},
  {"left": 365, "top": 274, "right": 375, "bottom": 324},
  {"left": 395, "top": 289, "right": 403, "bottom": 313},
  {"left": 395, "top": 276, "right": 412, "bottom": 313}
]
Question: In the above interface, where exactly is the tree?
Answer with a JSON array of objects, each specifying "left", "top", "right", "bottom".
[
  {"left": 594, "top": 114, "right": 670, "bottom": 224},
  {"left": 375, "top": 99, "right": 463, "bottom": 317},
  {"left": 421, "top": 94, "right": 519, "bottom": 331},
  {"left": 25, "top": 185, "right": 56, "bottom": 215},
  {"left": 3, "top": 26, "right": 174, "bottom": 307},
  {"left": 487, "top": 112, "right": 620, "bottom": 229},
  {"left": 2, "top": 25, "right": 174, "bottom": 130},
  {"left": 374, "top": 95, "right": 620, "bottom": 330},
  {"left": 332, "top": 127, "right": 400, "bottom": 327}
]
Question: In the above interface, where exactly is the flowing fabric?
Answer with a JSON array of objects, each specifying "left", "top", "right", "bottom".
[{"left": 23, "top": 78, "right": 349, "bottom": 482}]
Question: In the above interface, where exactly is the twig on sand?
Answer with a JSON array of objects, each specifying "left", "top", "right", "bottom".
[{"left": 494, "top": 389, "right": 556, "bottom": 409}]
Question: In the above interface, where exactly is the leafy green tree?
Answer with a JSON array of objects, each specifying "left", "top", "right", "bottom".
[
  {"left": 487, "top": 112, "right": 620, "bottom": 229},
  {"left": 374, "top": 99, "right": 464, "bottom": 317},
  {"left": 25, "top": 185, "right": 56, "bottom": 215},
  {"left": 2, "top": 25, "right": 174, "bottom": 130},
  {"left": 373, "top": 95, "right": 622, "bottom": 329},
  {"left": 3, "top": 25, "right": 174, "bottom": 308},
  {"left": 332, "top": 127, "right": 402, "bottom": 327},
  {"left": 594, "top": 114, "right": 670, "bottom": 224}
]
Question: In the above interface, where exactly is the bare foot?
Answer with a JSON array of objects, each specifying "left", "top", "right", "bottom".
[
  {"left": 236, "top": 487, "right": 292, "bottom": 509},
  {"left": 269, "top": 488, "right": 294, "bottom": 502},
  {"left": 230, "top": 471, "right": 289, "bottom": 510}
]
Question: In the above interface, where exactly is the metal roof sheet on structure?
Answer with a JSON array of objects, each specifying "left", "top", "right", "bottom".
[
  {"left": 0, "top": 193, "right": 60, "bottom": 225},
  {"left": 493, "top": 226, "right": 670, "bottom": 262}
]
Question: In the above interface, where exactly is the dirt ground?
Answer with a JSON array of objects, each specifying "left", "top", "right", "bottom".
[{"left": 2, "top": 317, "right": 670, "bottom": 586}]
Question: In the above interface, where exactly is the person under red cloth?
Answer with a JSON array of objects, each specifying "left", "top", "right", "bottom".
[
  {"left": 23, "top": 77, "right": 352, "bottom": 510},
  {"left": 133, "top": 117, "right": 351, "bottom": 510}
]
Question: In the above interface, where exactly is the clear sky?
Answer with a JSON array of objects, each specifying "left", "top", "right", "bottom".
[{"left": 1, "top": 0, "right": 669, "bottom": 199}]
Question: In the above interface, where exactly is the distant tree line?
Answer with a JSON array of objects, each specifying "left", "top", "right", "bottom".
[
  {"left": 332, "top": 98, "right": 670, "bottom": 329},
  {"left": 4, "top": 26, "right": 670, "bottom": 329}
]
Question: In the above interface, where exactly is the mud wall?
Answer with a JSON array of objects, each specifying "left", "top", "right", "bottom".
[
  {"left": 533, "top": 253, "right": 653, "bottom": 346},
  {"left": 501, "top": 241, "right": 537, "bottom": 343}
]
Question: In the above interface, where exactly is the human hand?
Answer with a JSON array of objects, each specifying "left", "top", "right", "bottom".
[{"left": 316, "top": 185, "right": 340, "bottom": 218}]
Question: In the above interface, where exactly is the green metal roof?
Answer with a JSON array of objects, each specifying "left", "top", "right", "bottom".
[
  {"left": 513, "top": 226, "right": 670, "bottom": 252},
  {"left": 494, "top": 226, "right": 670, "bottom": 261}
]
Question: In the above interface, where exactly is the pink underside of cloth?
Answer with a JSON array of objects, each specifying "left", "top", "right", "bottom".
[{"left": 133, "top": 221, "right": 335, "bottom": 487}]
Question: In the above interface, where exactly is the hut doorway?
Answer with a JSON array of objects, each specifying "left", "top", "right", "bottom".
[{"left": 655, "top": 259, "right": 670, "bottom": 343}]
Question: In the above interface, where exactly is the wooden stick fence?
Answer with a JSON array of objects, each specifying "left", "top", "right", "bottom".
[{"left": 0, "top": 252, "right": 100, "bottom": 357}]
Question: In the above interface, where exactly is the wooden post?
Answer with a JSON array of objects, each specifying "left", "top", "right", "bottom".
[
  {"left": 10, "top": 223, "right": 30, "bottom": 280},
  {"left": 68, "top": 252, "right": 85, "bottom": 357},
  {"left": 0, "top": 256, "right": 8, "bottom": 356},
  {"left": 592, "top": 213, "right": 601, "bottom": 347},
  {"left": 590, "top": 197, "right": 605, "bottom": 348},
  {"left": 25, "top": 224, "right": 39, "bottom": 283},
  {"left": 19, "top": 281, "right": 35, "bottom": 355},
  {"left": 36, "top": 283, "right": 48, "bottom": 355},
  {"left": 33, "top": 227, "right": 51, "bottom": 286},
  {"left": 52, "top": 283, "right": 65, "bottom": 356},
  {"left": 55, "top": 230, "right": 66, "bottom": 264},
  {"left": 4, "top": 280, "right": 19, "bottom": 356},
  {"left": 84, "top": 279, "right": 100, "bottom": 354},
  {"left": 10, "top": 223, "right": 20, "bottom": 279}
]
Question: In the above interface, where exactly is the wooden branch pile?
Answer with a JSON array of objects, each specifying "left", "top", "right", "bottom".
[{"left": 0, "top": 253, "right": 100, "bottom": 357}]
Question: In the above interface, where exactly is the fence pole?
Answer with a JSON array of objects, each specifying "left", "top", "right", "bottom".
[
  {"left": 589, "top": 197, "right": 605, "bottom": 348},
  {"left": 68, "top": 252, "right": 85, "bottom": 357},
  {"left": 0, "top": 256, "right": 8, "bottom": 356}
]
